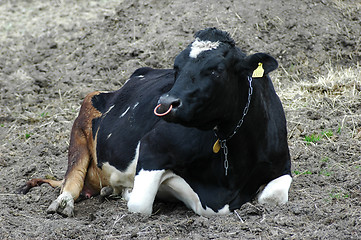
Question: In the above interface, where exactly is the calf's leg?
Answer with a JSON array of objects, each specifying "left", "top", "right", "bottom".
[
  {"left": 47, "top": 92, "right": 103, "bottom": 217},
  {"left": 47, "top": 125, "right": 91, "bottom": 217},
  {"left": 17, "top": 178, "right": 63, "bottom": 194}
]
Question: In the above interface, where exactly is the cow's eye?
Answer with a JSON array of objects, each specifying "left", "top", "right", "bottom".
[
  {"left": 217, "top": 65, "right": 225, "bottom": 73},
  {"left": 210, "top": 70, "right": 220, "bottom": 79}
]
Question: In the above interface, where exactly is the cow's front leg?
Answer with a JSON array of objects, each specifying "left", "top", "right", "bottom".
[{"left": 127, "top": 169, "right": 166, "bottom": 215}]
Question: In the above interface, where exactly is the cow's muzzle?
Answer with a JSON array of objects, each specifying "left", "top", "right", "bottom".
[{"left": 154, "top": 94, "right": 181, "bottom": 117}]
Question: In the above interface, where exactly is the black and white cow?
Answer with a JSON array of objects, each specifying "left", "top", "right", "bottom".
[{"left": 20, "top": 28, "right": 292, "bottom": 217}]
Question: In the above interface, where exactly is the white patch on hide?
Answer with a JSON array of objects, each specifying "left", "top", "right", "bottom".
[
  {"left": 105, "top": 105, "right": 114, "bottom": 115},
  {"left": 257, "top": 174, "right": 292, "bottom": 205},
  {"left": 189, "top": 38, "right": 220, "bottom": 58},
  {"left": 101, "top": 142, "right": 140, "bottom": 195},
  {"left": 107, "top": 133, "right": 112, "bottom": 140},
  {"left": 133, "top": 102, "right": 139, "bottom": 109},
  {"left": 119, "top": 106, "right": 130, "bottom": 118}
]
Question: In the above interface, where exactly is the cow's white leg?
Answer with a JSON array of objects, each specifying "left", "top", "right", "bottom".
[
  {"left": 257, "top": 174, "right": 292, "bottom": 205},
  {"left": 160, "top": 174, "right": 230, "bottom": 216},
  {"left": 159, "top": 174, "right": 202, "bottom": 213},
  {"left": 127, "top": 169, "right": 166, "bottom": 215}
]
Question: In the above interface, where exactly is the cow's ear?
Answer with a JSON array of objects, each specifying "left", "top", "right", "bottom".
[{"left": 238, "top": 53, "right": 278, "bottom": 77}]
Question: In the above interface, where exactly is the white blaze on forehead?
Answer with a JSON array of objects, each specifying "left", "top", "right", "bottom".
[{"left": 189, "top": 38, "right": 220, "bottom": 58}]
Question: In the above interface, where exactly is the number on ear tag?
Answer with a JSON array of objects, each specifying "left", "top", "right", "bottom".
[
  {"left": 213, "top": 139, "right": 221, "bottom": 153},
  {"left": 252, "top": 63, "right": 264, "bottom": 78}
]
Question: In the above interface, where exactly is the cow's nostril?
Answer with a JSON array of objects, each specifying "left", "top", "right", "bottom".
[
  {"left": 155, "top": 95, "right": 182, "bottom": 117},
  {"left": 171, "top": 98, "right": 181, "bottom": 109}
]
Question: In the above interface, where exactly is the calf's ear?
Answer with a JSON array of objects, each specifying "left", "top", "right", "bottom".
[{"left": 238, "top": 53, "right": 278, "bottom": 77}]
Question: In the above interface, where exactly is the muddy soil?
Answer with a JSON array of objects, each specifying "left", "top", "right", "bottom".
[{"left": 0, "top": 0, "right": 360, "bottom": 239}]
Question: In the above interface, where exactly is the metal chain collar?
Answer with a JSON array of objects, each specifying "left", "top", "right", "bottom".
[{"left": 215, "top": 76, "right": 253, "bottom": 176}]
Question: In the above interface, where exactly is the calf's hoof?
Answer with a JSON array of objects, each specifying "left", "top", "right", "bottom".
[{"left": 47, "top": 192, "right": 74, "bottom": 217}]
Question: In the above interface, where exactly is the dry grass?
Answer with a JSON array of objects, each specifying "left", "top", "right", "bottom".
[
  {"left": 272, "top": 64, "right": 361, "bottom": 149},
  {"left": 331, "top": 0, "right": 361, "bottom": 20},
  {"left": 276, "top": 64, "right": 361, "bottom": 111}
]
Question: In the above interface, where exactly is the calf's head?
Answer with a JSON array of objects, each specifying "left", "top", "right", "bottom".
[{"left": 156, "top": 28, "right": 278, "bottom": 130}]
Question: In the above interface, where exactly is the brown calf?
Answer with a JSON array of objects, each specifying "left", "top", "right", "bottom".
[{"left": 19, "top": 91, "right": 111, "bottom": 216}]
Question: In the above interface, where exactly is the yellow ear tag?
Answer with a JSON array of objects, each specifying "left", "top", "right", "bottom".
[
  {"left": 252, "top": 62, "right": 264, "bottom": 78},
  {"left": 213, "top": 139, "right": 221, "bottom": 153}
]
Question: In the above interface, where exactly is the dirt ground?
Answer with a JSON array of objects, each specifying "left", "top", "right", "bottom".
[{"left": 1, "top": 0, "right": 360, "bottom": 239}]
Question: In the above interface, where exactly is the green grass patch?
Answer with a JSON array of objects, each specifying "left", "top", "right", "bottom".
[
  {"left": 337, "top": 126, "right": 342, "bottom": 134},
  {"left": 329, "top": 192, "right": 349, "bottom": 200},
  {"left": 321, "top": 157, "right": 329, "bottom": 162},
  {"left": 304, "top": 134, "right": 321, "bottom": 144},
  {"left": 40, "top": 111, "right": 49, "bottom": 118},
  {"left": 319, "top": 170, "right": 332, "bottom": 176},
  {"left": 293, "top": 170, "right": 312, "bottom": 175},
  {"left": 322, "top": 130, "right": 333, "bottom": 138},
  {"left": 25, "top": 133, "right": 32, "bottom": 139},
  {"left": 304, "top": 130, "right": 334, "bottom": 144}
]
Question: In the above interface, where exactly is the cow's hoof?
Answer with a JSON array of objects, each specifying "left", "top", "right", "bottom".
[
  {"left": 46, "top": 192, "right": 74, "bottom": 217},
  {"left": 100, "top": 186, "right": 114, "bottom": 197},
  {"left": 127, "top": 199, "right": 153, "bottom": 215},
  {"left": 258, "top": 175, "right": 292, "bottom": 205},
  {"left": 122, "top": 188, "right": 132, "bottom": 201}
]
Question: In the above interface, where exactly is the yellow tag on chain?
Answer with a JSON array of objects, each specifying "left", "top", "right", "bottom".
[
  {"left": 213, "top": 139, "right": 221, "bottom": 153},
  {"left": 252, "top": 62, "right": 264, "bottom": 78}
]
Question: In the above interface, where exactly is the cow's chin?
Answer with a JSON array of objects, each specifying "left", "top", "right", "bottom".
[{"left": 161, "top": 111, "right": 217, "bottom": 131}]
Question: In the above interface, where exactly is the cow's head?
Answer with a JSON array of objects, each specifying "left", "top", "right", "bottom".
[{"left": 156, "top": 28, "right": 278, "bottom": 130}]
